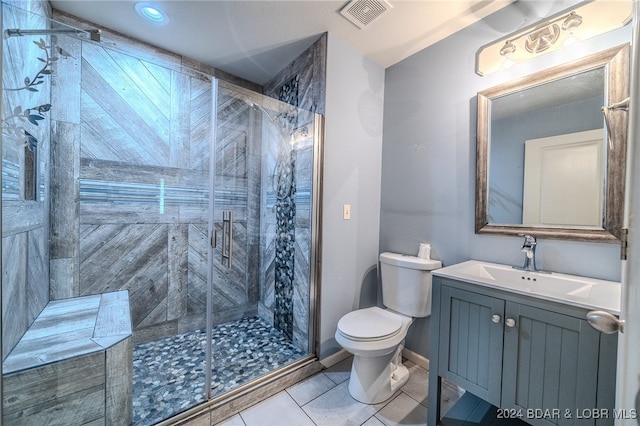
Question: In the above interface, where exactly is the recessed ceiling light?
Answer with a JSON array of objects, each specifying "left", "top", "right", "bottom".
[{"left": 135, "top": 2, "right": 169, "bottom": 25}]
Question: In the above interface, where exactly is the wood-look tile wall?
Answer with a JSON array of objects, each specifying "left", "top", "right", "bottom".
[
  {"left": 46, "top": 10, "right": 274, "bottom": 345},
  {"left": 2, "top": 291, "right": 133, "bottom": 425},
  {"left": 1, "top": 0, "right": 53, "bottom": 361},
  {"left": 3, "top": 1, "right": 325, "bottom": 360},
  {"left": 3, "top": 338, "right": 132, "bottom": 425},
  {"left": 264, "top": 34, "right": 327, "bottom": 115},
  {"left": 48, "top": 30, "right": 213, "bottom": 343},
  {"left": 212, "top": 86, "right": 262, "bottom": 325}
]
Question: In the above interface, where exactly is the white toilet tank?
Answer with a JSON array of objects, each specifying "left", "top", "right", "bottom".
[{"left": 380, "top": 252, "right": 442, "bottom": 317}]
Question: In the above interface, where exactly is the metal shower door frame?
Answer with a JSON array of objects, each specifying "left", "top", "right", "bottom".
[{"left": 204, "top": 78, "right": 324, "bottom": 400}]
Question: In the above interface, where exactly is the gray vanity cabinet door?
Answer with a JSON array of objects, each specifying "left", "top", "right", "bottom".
[
  {"left": 501, "top": 302, "right": 601, "bottom": 425},
  {"left": 438, "top": 286, "right": 505, "bottom": 407}
]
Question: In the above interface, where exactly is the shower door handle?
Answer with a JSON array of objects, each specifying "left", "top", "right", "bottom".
[{"left": 222, "top": 211, "right": 233, "bottom": 268}]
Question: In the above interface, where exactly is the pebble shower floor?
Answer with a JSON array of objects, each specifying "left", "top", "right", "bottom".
[{"left": 132, "top": 316, "right": 306, "bottom": 425}]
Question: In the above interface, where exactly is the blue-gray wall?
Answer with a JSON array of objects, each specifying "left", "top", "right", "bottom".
[
  {"left": 319, "top": 34, "right": 385, "bottom": 360},
  {"left": 380, "top": 0, "right": 631, "bottom": 358}
]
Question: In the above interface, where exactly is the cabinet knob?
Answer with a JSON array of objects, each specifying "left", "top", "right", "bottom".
[
  {"left": 506, "top": 318, "right": 516, "bottom": 328},
  {"left": 491, "top": 314, "right": 501, "bottom": 323}
]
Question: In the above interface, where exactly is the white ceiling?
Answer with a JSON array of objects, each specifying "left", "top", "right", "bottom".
[{"left": 49, "top": 0, "right": 513, "bottom": 85}]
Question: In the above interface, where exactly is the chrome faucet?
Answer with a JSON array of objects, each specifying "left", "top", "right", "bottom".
[{"left": 515, "top": 234, "right": 538, "bottom": 272}]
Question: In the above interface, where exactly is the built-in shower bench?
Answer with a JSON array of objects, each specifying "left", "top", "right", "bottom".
[{"left": 2, "top": 290, "right": 133, "bottom": 425}]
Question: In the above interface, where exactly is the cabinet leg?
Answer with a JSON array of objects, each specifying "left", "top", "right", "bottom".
[{"left": 427, "top": 372, "right": 442, "bottom": 425}]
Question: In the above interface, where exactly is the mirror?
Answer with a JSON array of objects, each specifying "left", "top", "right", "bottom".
[{"left": 476, "top": 44, "right": 629, "bottom": 242}]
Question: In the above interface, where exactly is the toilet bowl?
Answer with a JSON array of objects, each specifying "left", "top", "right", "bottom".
[
  {"left": 335, "top": 306, "right": 413, "bottom": 404},
  {"left": 335, "top": 252, "right": 441, "bottom": 404}
]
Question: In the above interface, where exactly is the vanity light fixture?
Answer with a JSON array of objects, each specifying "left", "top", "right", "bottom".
[
  {"left": 498, "top": 13, "right": 577, "bottom": 63},
  {"left": 562, "top": 12, "right": 583, "bottom": 47},
  {"left": 523, "top": 23, "right": 562, "bottom": 54},
  {"left": 499, "top": 40, "right": 516, "bottom": 69},
  {"left": 562, "top": 11, "right": 583, "bottom": 33},
  {"left": 476, "top": 0, "right": 632, "bottom": 76},
  {"left": 135, "top": 2, "right": 169, "bottom": 25}
]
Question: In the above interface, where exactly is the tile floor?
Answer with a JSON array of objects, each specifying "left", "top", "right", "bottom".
[
  {"left": 215, "top": 356, "right": 464, "bottom": 426},
  {"left": 133, "top": 317, "right": 306, "bottom": 425}
]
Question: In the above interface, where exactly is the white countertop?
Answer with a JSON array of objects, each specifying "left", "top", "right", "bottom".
[{"left": 433, "top": 260, "right": 621, "bottom": 315}]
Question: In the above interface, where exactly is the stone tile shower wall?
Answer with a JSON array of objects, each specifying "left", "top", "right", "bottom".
[
  {"left": 273, "top": 76, "right": 299, "bottom": 341},
  {"left": 1, "top": 0, "right": 52, "bottom": 360},
  {"left": 260, "top": 34, "right": 326, "bottom": 351}
]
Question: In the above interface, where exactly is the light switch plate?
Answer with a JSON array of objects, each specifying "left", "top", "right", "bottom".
[{"left": 343, "top": 204, "right": 351, "bottom": 220}]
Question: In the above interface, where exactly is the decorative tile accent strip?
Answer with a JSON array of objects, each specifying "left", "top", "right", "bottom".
[
  {"left": 273, "top": 76, "right": 300, "bottom": 340},
  {"left": 79, "top": 179, "right": 253, "bottom": 209},
  {"left": 2, "top": 159, "right": 21, "bottom": 200},
  {"left": 274, "top": 154, "right": 296, "bottom": 340},
  {"left": 79, "top": 179, "right": 209, "bottom": 205}
]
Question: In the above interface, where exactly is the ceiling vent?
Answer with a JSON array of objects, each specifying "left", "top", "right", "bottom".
[{"left": 339, "top": 0, "right": 392, "bottom": 29}]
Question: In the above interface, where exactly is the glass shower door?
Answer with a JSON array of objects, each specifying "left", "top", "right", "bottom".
[
  {"left": 209, "top": 80, "right": 320, "bottom": 397},
  {"left": 72, "top": 44, "right": 215, "bottom": 424},
  {"left": 1, "top": 3, "right": 215, "bottom": 423}
]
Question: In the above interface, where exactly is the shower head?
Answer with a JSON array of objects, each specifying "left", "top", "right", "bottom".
[
  {"left": 4, "top": 28, "right": 101, "bottom": 42},
  {"left": 244, "top": 99, "right": 280, "bottom": 125}
]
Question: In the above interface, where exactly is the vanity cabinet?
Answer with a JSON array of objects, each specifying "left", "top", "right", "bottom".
[
  {"left": 437, "top": 286, "right": 505, "bottom": 406},
  {"left": 429, "top": 276, "right": 617, "bottom": 426}
]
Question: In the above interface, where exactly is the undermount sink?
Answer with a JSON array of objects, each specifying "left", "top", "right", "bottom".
[{"left": 433, "top": 260, "right": 620, "bottom": 314}]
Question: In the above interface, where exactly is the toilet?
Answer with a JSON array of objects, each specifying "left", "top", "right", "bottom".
[{"left": 335, "top": 251, "right": 442, "bottom": 404}]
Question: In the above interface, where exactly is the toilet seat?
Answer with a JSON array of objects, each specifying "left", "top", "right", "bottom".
[{"left": 337, "top": 307, "right": 403, "bottom": 342}]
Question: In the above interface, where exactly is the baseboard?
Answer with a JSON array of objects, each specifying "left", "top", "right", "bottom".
[
  {"left": 402, "top": 347, "right": 429, "bottom": 370},
  {"left": 319, "top": 348, "right": 351, "bottom": 368}
]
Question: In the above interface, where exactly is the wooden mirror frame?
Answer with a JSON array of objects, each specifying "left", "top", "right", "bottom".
[{"left": 475, "top": 44, "right": 629, "bottom": 242}]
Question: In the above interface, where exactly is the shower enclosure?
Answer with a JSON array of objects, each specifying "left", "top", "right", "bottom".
[{"left": 1, "top": 2, "right": 322, "bottom": 424}]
